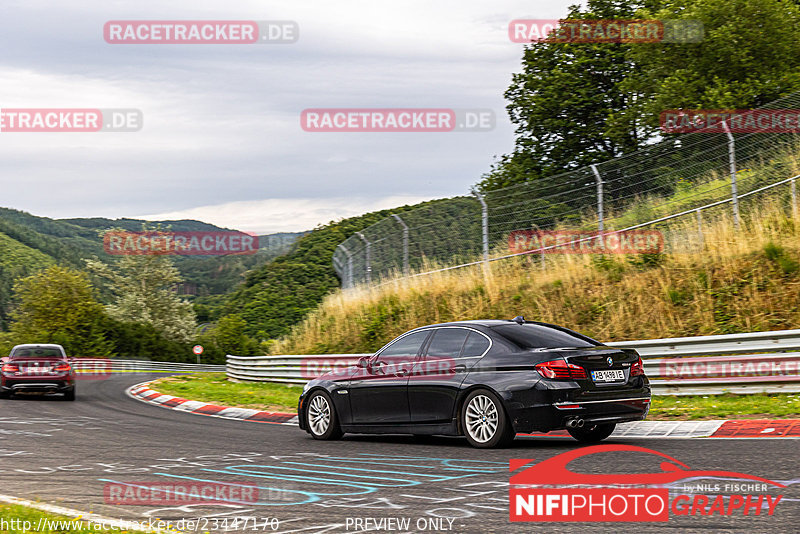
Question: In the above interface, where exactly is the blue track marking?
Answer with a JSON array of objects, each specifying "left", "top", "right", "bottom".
[{"left": 97, "top": 454, "right": 507, "bottom": 507}]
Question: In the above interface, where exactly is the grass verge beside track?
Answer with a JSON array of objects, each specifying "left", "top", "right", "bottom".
[
  {"left": 650, "top": 393, "right": 800, "bottom": 420},
  {"left": 151, "top": 374, "right": 800, "bottom": 420},
  {"left": 151, "top": 373, "right": 303, "bottom": 412},
  {"left": 0, "top": 504, "right": 145, "bottom": 533}
]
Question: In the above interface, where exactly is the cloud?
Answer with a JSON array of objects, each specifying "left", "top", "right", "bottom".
[
  {"left": 133, "top": 195, "right": 441, "bottom": 234},
  {"left": 0, "top": 0, "right": 576, "bottom": 228}
]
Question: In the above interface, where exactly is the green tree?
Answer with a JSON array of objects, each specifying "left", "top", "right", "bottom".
[
  {"left": 480, "top": 0, "right": 650, "bottom": 190},
  {"left": 196, "top": 314, "right": 258, "bottom": 363},
  {"left": 87, "top": 256, "right": 197, "bottom": 343},
  {"left": 9, "top": 266, "right": 112, "bottom": 355},
  {"left": 618, "top": 0, "right": 800, "bottom": 128}
]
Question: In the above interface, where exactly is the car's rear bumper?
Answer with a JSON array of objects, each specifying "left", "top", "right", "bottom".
[
  {"left": 1, "top": 379, "right": 74, "bottom": 393},
  {"left": 506, "top": 382, "right": 651, "bottom": 433}
]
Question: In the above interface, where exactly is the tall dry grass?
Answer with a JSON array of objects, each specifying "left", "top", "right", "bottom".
[{"left": 271, "top": 193, "right": 800, "bottom": 355}]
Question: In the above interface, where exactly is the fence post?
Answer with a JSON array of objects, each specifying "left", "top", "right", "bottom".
[
  {"left": 696, "top": 208, "right": 703, "bottom": 246},
  {"left": 339, "top": 243, "right": 353, "bottom": 288},
  {"left": 472, "top": 189, "right": 489, "bottom": 266},
  {"left": 721, "top": 120, "right": 739, "bottom": 227},
  {"left": 356, "top": 232, "right": 371, "bottom": 285},
  {"left": 590, "top": 164, "right": 604, "bottom": 234},
  {"left": 392, "top": 214, "right": 410, "bottom": 276},
  {"left": 332, "top": 250, "right": 346, "bottom": 286},
  {"left": 792, "top": 178, "right": 797, "bottom": 218}
]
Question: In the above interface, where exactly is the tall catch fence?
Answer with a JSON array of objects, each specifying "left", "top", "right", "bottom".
[{"left": 334, "top": 92, "right": 800, "bottom": 288}]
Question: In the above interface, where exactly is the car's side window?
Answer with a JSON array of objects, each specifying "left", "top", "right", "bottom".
[
  {"left": 461, "top": 331, "right": 491, "bottom": 357},
  {"left": 424, "top": 328, "right": 470, "bottom": 358},
  {"left": 377, "top": 330, "right": 430, "bottom": 359}
]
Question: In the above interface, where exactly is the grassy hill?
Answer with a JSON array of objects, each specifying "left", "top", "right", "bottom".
[{"left": 271, "top": 197, "right": 800, "bottom": 354}]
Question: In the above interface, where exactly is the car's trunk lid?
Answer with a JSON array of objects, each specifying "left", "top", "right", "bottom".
[
  {"left": 545, "top": 346, "right": 642, "bottom": 391},
  {"left": 10, "top": 358, "right": 64, "bottom": 375}
]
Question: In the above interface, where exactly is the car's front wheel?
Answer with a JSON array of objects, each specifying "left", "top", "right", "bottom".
[
  {"left": 305, "top": 390, "right": 343, "bottom": 440},
  {"left": 461, "top": 389, "right": 514, "bottom": 448},
  {"left": 567, "top": 422, "right": 616, "bottom": 443}
]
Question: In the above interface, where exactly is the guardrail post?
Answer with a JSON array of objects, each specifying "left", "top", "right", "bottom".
[
  {"left": 721, "top": 120, "right": 739, "bottom": 227},
  {"left": 591, "top": 164, "right": 604, "bottom": 234},
  {"left": 392, "top": 214, "right": 410, "bottom": 276},
  {"left": 356, "top": 232, "right": 372, "bottom": 285},
  {"left": 472, "top": 189, "right": 489, "bottom": 267}
]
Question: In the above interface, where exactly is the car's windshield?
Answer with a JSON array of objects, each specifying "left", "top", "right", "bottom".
[
  {"left": 492, "top": 324, "right": 599, "bottom": 350},
  {"left": 10, "top": 347, "right": 64, "bottom": 358}
]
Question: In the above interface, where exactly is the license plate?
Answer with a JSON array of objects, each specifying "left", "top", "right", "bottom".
[{"left": 591, "top": 369, "right": 625, "bottom": 382}]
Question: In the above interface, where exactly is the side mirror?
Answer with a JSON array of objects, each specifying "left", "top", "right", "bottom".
[{"left": 356, "top": 357, "right": 370, "bottom": 368}]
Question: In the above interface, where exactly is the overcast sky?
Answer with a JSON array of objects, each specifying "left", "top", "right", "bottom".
[{"left": 0, "top": 0, "right": 577, "bottom": 234}]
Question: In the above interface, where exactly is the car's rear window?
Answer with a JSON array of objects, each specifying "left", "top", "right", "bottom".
[
  {"left": 492, "top": 324, "right": 599, "bottom": 350},
  {"left": 11, "top": 347, "right": 64, "bottom": 358}
]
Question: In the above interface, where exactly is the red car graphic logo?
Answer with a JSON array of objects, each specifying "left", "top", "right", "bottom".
[{"left": 510, "top": 444, "right": 784, "bottom": 488}]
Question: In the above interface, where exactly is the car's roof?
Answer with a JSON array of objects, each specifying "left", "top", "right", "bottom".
[
  {"left": 10, "top": 344, "right": 66, "bottom": 350},
  {"left": 414, "top": 319, "right": 564, "bottom": 329}
]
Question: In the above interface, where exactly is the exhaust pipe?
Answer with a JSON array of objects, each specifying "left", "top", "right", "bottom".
[{"left": 566, "top": 418, "right": 585, "bottom": 429}]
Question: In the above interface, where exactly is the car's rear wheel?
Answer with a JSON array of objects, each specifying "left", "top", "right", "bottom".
[
  {"left": 461, "top": 389, "right": 514, "bottom": 448},
  {"left": 63, "top": 388, "right": 76, "bottom": 401},
  {"left": 305, "top": 390, "right": 343, "bottom": 440},
  {"left": 567, "top": 422, "right": 615, "bottom": 443}
]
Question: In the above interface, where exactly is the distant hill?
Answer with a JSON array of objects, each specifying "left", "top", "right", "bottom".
[
  {"left": 0, "top": 207, "right": 303, "bottom": 326},
  {"left": 222, "top": 197, "right": 475, "bottom": 341}
]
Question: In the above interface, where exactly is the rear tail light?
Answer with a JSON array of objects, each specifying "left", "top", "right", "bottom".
[
  {"left": 535, "top": 359, "right": 587, "bottom": 380},
  {"left": 53, "top": 362, "right": 72, "bottom": 372},
  {"left": 630, "top": 356, "right": 644, "bottom": 377},
  {"left": 2, "top": 363, "right": 19, "bottom": 374}
]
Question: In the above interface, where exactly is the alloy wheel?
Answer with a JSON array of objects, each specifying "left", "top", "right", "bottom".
[
  {"left": 308, "top": 394, "right": 331, "bottom": 436},
  {"left": 464, "top": 394, "right": 499, "bottom": 443}
]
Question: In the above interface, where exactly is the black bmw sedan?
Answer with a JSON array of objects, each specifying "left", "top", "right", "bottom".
[{"left": 298, "top": 317, "right": 650, "bottom": 448}]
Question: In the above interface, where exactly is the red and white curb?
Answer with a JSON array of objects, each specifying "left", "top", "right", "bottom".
[
  {"left": 127, "top": 381, "right": 800, "bottom": 438},
  {"left": 126, "top": 381, "right": 298, "bottom": 425},
  {"left": 524, "top": 418, "right": 800, "bottom": 439}
]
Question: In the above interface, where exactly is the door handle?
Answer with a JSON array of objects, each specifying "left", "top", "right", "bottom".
[
  {"left": 396, "top": 368, "right": 409, "bottom": 377},
  {"left": 455, "top": 365, "right": 467, "bottom": 373}
]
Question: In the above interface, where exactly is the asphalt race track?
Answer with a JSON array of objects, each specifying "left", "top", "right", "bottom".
[{"left": 0, "top": 374, "right": 798, "bottom": 533}]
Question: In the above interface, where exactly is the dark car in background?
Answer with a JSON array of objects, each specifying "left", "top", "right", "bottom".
[
  {"left": 0, "top": 344, "right": 76, "bottom": 400},
  {"left": 298, "top": 318, "right": 650, "bottom": 448}
]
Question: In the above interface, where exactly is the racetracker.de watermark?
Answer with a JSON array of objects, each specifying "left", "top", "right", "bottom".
[
  {"left": 103, "top": 231, "right": 258, "bottom": 256},
  {"left": 104, "top": 20, "right": 298, "bottom": 44},
  {"left": 661, "top": 109, "right": 800, "bottom": 133},
  {"left": 0, "top": 109, "right": 141, "bottom": 132},
  {"left": 104, "top": 481, "right": 260, "bottom": 505},
  {"left": 508, "top": 19, "right": 703, "bottom": 44},
  {"left": 509, "top": 230, "right": 664, "bottom": 255},
  {"left": 300, "top": 108, "right": 495, "bottom": 132}
]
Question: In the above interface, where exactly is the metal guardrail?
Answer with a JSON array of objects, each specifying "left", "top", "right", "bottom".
[
  {"left": 226, "top": 354, "right": 366, "bottom": 384},
  {"left": 226, "top": 329, "right": 800, "bottom": 395},
  {"left": 71, "top": 358, "right": 225, "bottom": 374}
]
